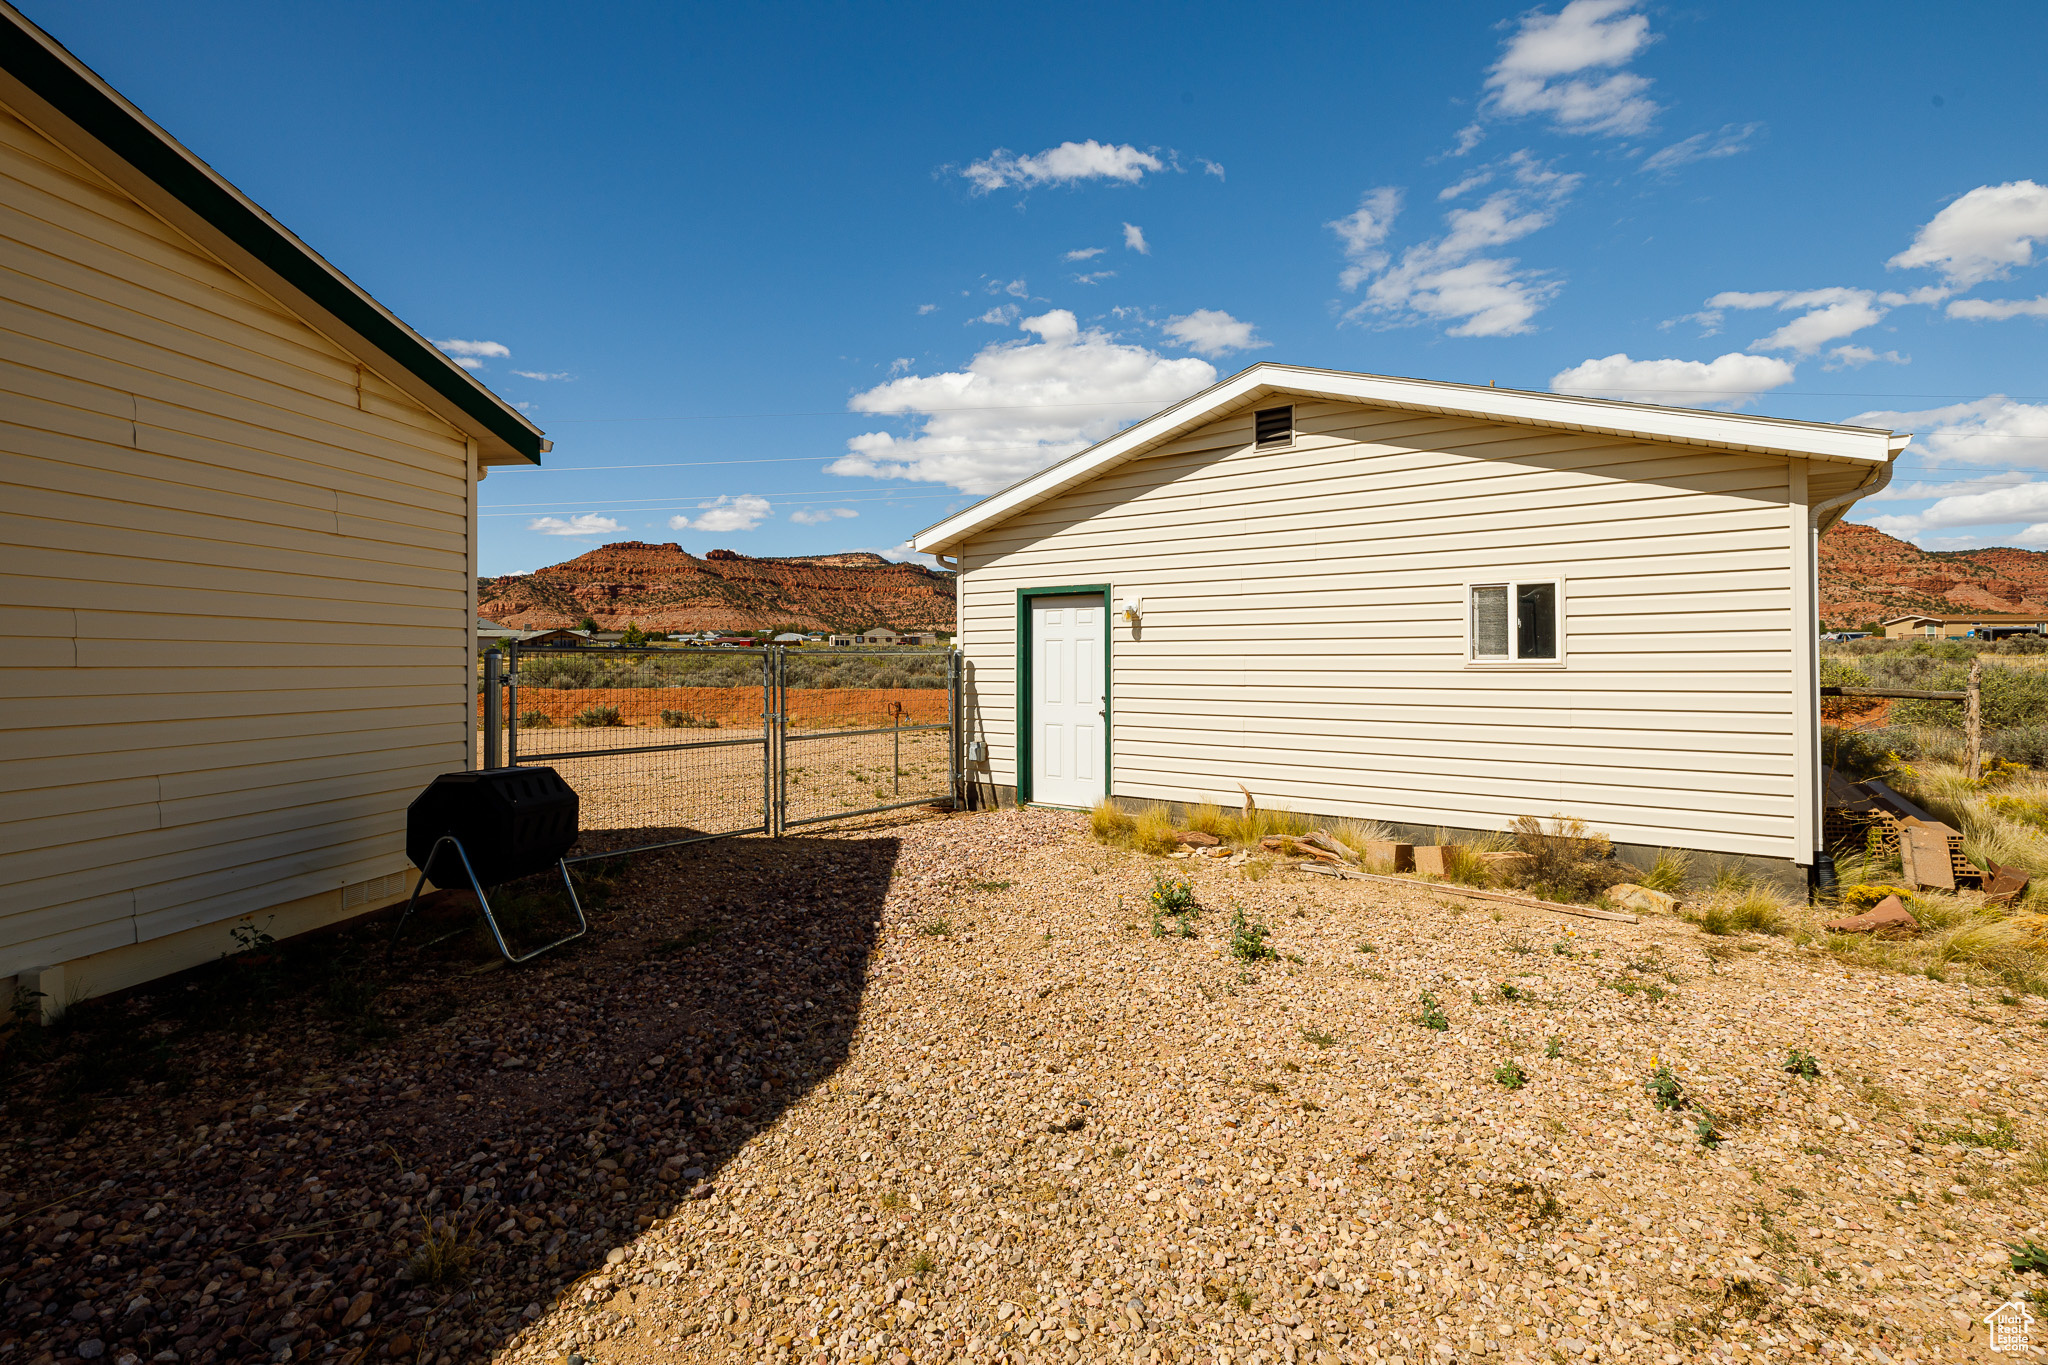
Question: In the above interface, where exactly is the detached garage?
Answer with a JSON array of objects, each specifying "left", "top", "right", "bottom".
[
  {"left": 914, "top": 364, "right": 1908, "bottom": 874},
  {"left": 0, "top": 8, "right": 544, "bottom": 1012}
]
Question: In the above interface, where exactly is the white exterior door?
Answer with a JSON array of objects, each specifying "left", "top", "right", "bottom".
[{"left": 1029, "top": 595, "right": 1106, "bottom": 807}]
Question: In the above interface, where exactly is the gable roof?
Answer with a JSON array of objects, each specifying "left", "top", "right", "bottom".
[
  {"left": 0, "top": 3, "right": 546, "bottom": 466},
  {"left": 912, "top": 363, "right": 1910, "bottom": 555}
]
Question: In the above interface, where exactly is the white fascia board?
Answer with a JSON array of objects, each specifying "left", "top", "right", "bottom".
[{"left": 912, "top": 363, "right": 1905, "bottom": 554}]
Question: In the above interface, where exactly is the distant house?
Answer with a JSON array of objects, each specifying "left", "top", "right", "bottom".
[
  {"left": 1881, "top": 614, "right": 2047, "bottom": 640},
  {"left": 828, "top": 633, "right": 858, "bottom": 647},
  {"left": 861, "top": 627, "right": 902, "bottom": 645},
  {"left": 0, "top": 9, "right": 546, "bottom": 1014},
  {"left": 771, "top": 632, "right": 806, "bottom": 644}
]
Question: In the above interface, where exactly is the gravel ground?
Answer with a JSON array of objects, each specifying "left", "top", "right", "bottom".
[{"left": 6, "top": 809, "right": 2047, "bottom": 1365}]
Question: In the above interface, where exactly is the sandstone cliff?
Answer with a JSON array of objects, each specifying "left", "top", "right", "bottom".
[
  {"left": 477, "top": 542, "right": 956, "bottom": 632},
  {"left": 1820, "top": 521, "right": 2048, "bottom": 626}
]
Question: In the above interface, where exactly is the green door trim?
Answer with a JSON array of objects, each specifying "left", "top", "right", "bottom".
[{"left": 1015, "top": 584, "right": 1112, "bottom": 809}]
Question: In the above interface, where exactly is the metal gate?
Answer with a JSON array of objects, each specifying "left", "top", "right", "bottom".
[{"left": 484, "top": 644, "right": 958, "bottom": 860}]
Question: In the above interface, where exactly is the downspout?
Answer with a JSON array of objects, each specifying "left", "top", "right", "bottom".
[{"left": 1800, "top": 446, "right": 1902, "bottom": 876}]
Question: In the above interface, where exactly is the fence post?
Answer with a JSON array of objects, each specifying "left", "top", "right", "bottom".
[
  {"left": 1966, "top": 656, "right": 1983, "bottom": 782},
  {"left": 483, "top": 648, "right": 503, "bottom": 770},
  {"left": 763, "top": 647, "right": 776, "bottom": 837},
  {"left": 505, "top": 641, "right": 519, "bottom": 767}
]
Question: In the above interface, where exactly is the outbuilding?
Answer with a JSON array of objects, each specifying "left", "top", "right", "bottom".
[
  {"left": 0, "top": 9, "right": 544, "bottom": 1012},
  {"left": 913, "top": 365, "right": 1908, "bottom": 875},
  {"left": 1880, "top": 614, "right": 2046, "bottom": 641}
]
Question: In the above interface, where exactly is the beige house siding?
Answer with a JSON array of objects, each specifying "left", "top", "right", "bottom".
[
  {"left": 955, "top": 399, "right": 1812, "bottom": 862},
  {"left": 0, "top": 102, "right": 475, "bottom": 986}
]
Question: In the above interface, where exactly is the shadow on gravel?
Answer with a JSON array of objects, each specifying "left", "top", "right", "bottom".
[{"left": 0, "top": 832, "right": 894, "bottom": 1365}]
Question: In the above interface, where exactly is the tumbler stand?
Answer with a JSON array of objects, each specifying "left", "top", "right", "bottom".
[{"left": 386, "top": 834, "right": 588, "bottom": 965}]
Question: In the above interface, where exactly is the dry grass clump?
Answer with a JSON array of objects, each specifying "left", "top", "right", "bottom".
[
  {"left": 1639, "top": 848, "right": 1692, "bottom": 896},
  {"left": 1088, "top": 800, "right": 1181, "bottom": 855},
  {"left": 1090, "top": 798, "right": 1135, "bottom": 846}
]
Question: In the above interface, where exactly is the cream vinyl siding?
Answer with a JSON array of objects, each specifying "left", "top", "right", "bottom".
[
  {"left": 0, "top": 104, "right": 473, "bottom": 976},
  {"left": 957, "top": 399, "right": 1810, "bottom": 860}
]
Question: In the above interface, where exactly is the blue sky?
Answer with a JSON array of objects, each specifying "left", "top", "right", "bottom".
[{"left": 29, "top": 0, "right": 2048, "bottom": 572}]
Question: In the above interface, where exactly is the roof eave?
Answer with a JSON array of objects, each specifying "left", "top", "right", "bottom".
[
  {"left": 0, "top": 3, "right": 545, "bottom": 467},
  {"left": 912, "top": 363, "right": 1906, "bottom": 555}
]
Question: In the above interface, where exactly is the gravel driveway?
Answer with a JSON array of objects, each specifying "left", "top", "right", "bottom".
[{"left": 5, "top": 809, "right": 2045, "bottom": 1365}]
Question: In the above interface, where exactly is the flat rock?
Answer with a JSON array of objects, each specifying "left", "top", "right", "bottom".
[
  {"left": 1172, "top": 829, "right": 1221, "bottom": 847},
  {"left": 1608, "top": 882, "right": 1680, "bottom": 915},
  {"left": 1825, "top": 894, "right": 1921, "bottom": 938}
]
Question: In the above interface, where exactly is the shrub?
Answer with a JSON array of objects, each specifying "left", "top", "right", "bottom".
[
  {"left": 570, "top": 706, "right": 625, "bottom": 728},
  {"left": 1838, "top": 883, "right": 1913, "bottom": 910},
  {"left": 1184, "top": 802, "right": 1229, "bottom": 838},
  {"left": 1989, "top": 727, "right": 2048, "bottom": 770},
  {"left": 1494, "top": 1061, "right": 1527, "bottom": 1090},
  {"left": 660, "top": 708, "right": 720, "bottom": 728},
  {"left": 1645, "top": 1064, "right": 1685, "bottom": 1111},
  {"left": 1149, "top": 871, "right": 1198, "bottom": 914},
  {"left": 1504, "top": 814, "right": 1632, "bottom": 904},
  {"left": 517, "top": 710, "right": 551, "bottom": 729},
  {"left": 1417, "top": 992, "right": 1449, "bottom": 1031},
  {"left": 1821, "top": 725, "right": 1901, "bottom": 780},
  {"left": 1784, "top": 1049, "right": 1820, "bottom": 1079},
  {"left": 1894, "top": 661, "right": 2048, "bottom": 730},
  {"left": 1227, "top": 907, "right": 1277, "bottom": 962},
  {"left": 1441, "top": 844, "right": 1495, "bottom": 887}
]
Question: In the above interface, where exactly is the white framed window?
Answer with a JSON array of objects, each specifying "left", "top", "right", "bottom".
[{"left": 1467, "top": 579, "right": 1564, "bottom": 664}]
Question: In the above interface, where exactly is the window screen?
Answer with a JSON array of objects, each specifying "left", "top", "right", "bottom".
[
  {"left": 1470, "top": 580, "right": 1560, "bottom": 660},
  {"left": 1254, "top": 405, "right": 1294, "bottom": 449},
  {"left": 1516, "top": 583, "right": 1558, "bottom": 659},
  {"left": 1472, "top": 586, "right": 1510, "bottom": 658}
]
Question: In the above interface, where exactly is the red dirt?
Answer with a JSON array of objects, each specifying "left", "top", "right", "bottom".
[{"left": 481, "top": 686, "right": 948, "bottom": 729}]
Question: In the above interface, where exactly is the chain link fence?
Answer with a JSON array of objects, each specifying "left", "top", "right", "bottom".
[{"left": 478, "top": 644, "right": 958, "bottom": 859}]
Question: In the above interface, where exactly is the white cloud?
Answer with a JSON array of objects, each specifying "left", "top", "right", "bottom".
[
  {"left": 1328, "top": 187, "right": 1403, "bottom": 290},
  {"left": 917, "top": 303, "right": 938, "bottom": 315},
  {"left": 1948, "top": 294, "right": 2048, "bottom": 321},
  {"left": 669, "top": 494, "right": 773, "bottom": 533},
  {"left": 1438, "top": 171, "right": 1494, "bottom": 201},
  {"left": 865, "top": 542, "right": 942, "bottom": 569},
  {"left": 888, "top": 358, "right": 914, "bottom": 375},
  {"left": 1640, "top": 123, "right": 1761, "bottom": 173},
  {"left": 1483, "top": 0, "right": 1660, "bottom": 137},
  {"left": 1704, "top": 286, "right": 1886, "bottom": 355},
  {"left": 1845, "top": 395, "right": 2048, "bottom": 470},
  {"left": 829, "top": 309, "right": 1216, "bottom": 494},
  {"left": 1063, "top": 247, "right": 1106, "bottom": 261},
  {"left": 511, "top": 370, "right": 571, "bottom": 381},
  {"left": 527, "top": 514, "right": 623, "bottom": 537},
  {"left": 1866, "top": 471, "right": 2032, "bottom": 502},
  {"left": 1823, "top": 345, "right": 1907, "bottom": 370},
  {"left": 1200, "top": 160, "right": 1226, "bottom": 180},
  {"left": 1863, "top": 481, "right": 2048, "bottom": 539},
  {"left": 1448, "top": 124, "right": 1486, "bottom": 157},
  {"left": 1889, "top": 180, "right": 2048, "bottom": 287},
  {"left": 1161, "top": 309, "right": 1269, "bottom": 358},
  {"left": 436, "top": 339, "right": 510, "bottom": 371},
  {"left": 790, "top": 507, "right": 859, "bottom": 525},
  {"left": 1549, "top": 352, "right": 1795, "bottom": 408},
  {"left": 1123, "top": 223, "right": 1150, "bottom": 254},
  {"left": 962, "top": 141, "right": 1165, "bottom": 192},
  {"left": 1070, "top": 271, "right": 1116, "bottom": 285},
  {"left": 1336, "top": 155, "right": 1579, "bottom": 337},
  {"left": 972, "top": 304, "right": 1021, "bottom": 326}
]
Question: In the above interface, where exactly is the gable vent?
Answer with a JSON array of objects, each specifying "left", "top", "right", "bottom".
[{"left": 1254, "top": 405, "right": 1294, "bottom": 449}]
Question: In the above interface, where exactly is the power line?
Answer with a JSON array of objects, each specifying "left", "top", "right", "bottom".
[{"left": 528, "top": 389, "right": 2048, "bottom": 424}]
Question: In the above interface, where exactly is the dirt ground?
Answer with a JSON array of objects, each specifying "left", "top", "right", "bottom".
[{"left": 5, "top": 810, "right": 2047, "bottom": 1365}]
